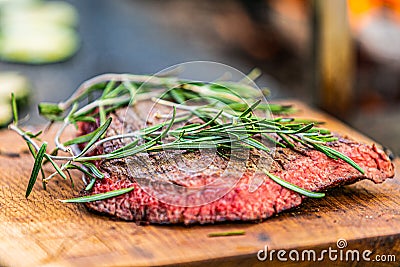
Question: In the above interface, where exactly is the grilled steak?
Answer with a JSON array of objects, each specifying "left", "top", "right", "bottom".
[{"left": 79, "top": 103, "right": 395, "bottom": 225}]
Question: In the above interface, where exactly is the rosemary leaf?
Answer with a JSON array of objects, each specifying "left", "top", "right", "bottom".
[
  {"left": 108, "top": 140, "right": 157, "bottom": 159},
  {"left": 216, "top": 149, "right": 230, "bottom": 160},
  {"left": 179, "top": 90, "right": 199, "bottom": 100},
  {"left": 44, "top": 154, "right": 67, "bottom": 180},
  {"left": 264, "top": 171, "right": 325, "bottom": 198},
  {"left": 103, "top": 103, "right": 128, "bottom": 115},
  {"left": 291, "top": 123, "right": 314, "bottom": 134},
  {"left": 307, "top": 142, "right": 338, "bottom": 160},
  {"left": 318, "top": 137, "right": 338, "bottom": 143},
  {"left": 123, "top": 81, "right": 137, "bottom": 96},
  {"left": 26, "top": 142, "right": 37, "bottom": 157},
  {"left": 78, "top": 117, "right": 112, "bottom": 157},
  {"left": 183, "top": 109, "right": 223, "bottom": 132},
  {"left": 191, "top": 109, "right": 210, "bottom": 123},
  {"left": 27, "top": 142, "right": 47, "bottom": 190},
  {"left": 228, "top": 103, "right": 294, "bottom": 114},
  {"left": 152, "top": 142, "right": 218, "bottom": 151},
  {"left": 239, "top": 100, "right": 261, "bottom": 118},
  {"left": 261, "top": 133, "right": 286, "bottom": 148},
  {"left": 301, "top": 136, "right": 327, "bottom": 144},
  {"left": 212, "top": 81, "right": 262, "bottom": 98},
  {"left": 26, "top": 130, "right": 43, "bottom": 139},
  {"left": 63, "top": 131, "right": 96, "bottom": 146},
  {"left": 242, "top": 137, "right": 270, "bottom": 152},
  {"left": 157, "top": 107, "right": 176, "bottom": 141},
  {"left": 82, "top": 162, "right": 104, "bottom": 179},
  {"left": 85, "top": 178, "right": 96, "bottom": 191},
  {"left": 274, "top": 117, "right": 294, "bottom": 123},
  {"left": 308, "top": 127, "right": 330, "bottom": 134},
  {"left": 240, "top": 67, "right": 261, "bottom": 83},
  {"left": 102, "top": 80, "right": 116, "bottom": 97},
  {"left": 268, "top": 104, "right": 295, "bottom": 114},
  {"left": 41, "top": 169, "right": 47, "bottom": 190},
  {"left": 38, "top": 102, "right": 63, "bottom": 117},
  {"left": 277, "top": 133, "right": 295, "bottom": 149},
  {"left": 226, "top": 102, "right": 249, "bottom": 112},
  {"left": 99, "top": 105, "right": 106, "bottom": 127},
  {"left": 257, "top": 122, "right": 282, "bottom": 131},
  {"left": 208, "top": 230, "right": 246, "bottom": 237},
  {"left": 178, "top": 135, "right": 225, "bottom": 143},
  {"left": 26, "top": 142, "right": 47, "bottom": 198},
  {"left": 140, "top": 123, "right": 166, "bottom": 135},
  {"left": 175, "top": 123, "right": 202, "bottom": 131},
  {"left": 315, "top": 144, "right": 365, "bottom": 174},
  {"left": 11, "top": 93, "right": 18, "bottom": 124},
  {"left": 208, "top": 119, "right": 262, "bottom": 132},
  {"left": 60, "top": 187, "right": 135, "bottom": 203},
  {"left": 65, "top": 163, "right": 95, "bottom": 180},
  {"left": 65, "top": 169, "right": 74, "bottom": 188},
  {"left": 73, "top": 116, "right": 97, "bottom": 123},
  {"left": 111, "top": 139, "right": 139, "bottom": 154},
  {"left": 169, "top": 88, "right": 186, "bottom": 104}
]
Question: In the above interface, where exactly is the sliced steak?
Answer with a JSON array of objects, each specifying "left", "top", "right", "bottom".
[{"left": 79, "top": 103, "right": 395, "bottom": 225}]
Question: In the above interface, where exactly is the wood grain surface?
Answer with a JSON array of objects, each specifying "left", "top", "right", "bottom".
[{"left": 0, "top": 101, "right": 398, "bottom": 267}]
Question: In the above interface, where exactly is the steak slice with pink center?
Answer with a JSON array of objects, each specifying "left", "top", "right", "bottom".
[{"left": 79, "top": 105, "right": 395, "bottom": 225}]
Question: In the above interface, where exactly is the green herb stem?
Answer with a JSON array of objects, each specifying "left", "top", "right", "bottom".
[
  {"left": 207, "top": 230, "right": 246, "bottom": 237},
  {"left": 264, "top": 171, "right": 325, "bottom": 198},
  {"left": 60, "top": 187, "right": 135, "bottom": 203}
]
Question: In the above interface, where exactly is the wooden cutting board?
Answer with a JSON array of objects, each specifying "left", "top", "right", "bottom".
[{"left": 0, "top": 101, "right": 399, "bottom": 267}]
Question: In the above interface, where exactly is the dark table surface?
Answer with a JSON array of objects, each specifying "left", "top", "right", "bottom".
[{"left": 0, "top": 0, "right": 278, "bottom": 124}]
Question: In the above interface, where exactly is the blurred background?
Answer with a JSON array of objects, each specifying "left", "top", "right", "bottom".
[{"left": 0, "top": 0, "right": 399, "bottom": 156}]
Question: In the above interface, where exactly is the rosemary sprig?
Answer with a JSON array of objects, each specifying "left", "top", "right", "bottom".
[{"left": 8, "top": 72, "right": 365, "bottom": 202}]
